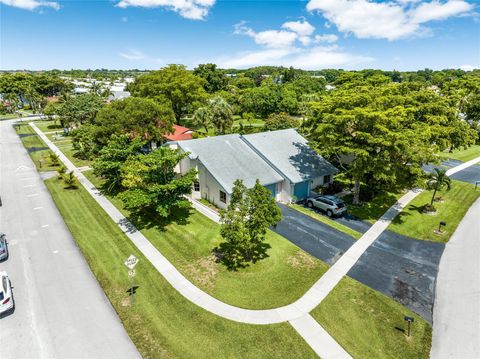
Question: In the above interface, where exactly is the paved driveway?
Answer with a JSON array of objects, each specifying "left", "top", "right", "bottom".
[
  {"left": 276, "top": 204, "right": 444, "bottom": 323},
  {"left": 423, "top": 159, "right": 480, "bottom": 184},
  {"left": 0, "top": 120, "right": 139, "bottom": 359}
]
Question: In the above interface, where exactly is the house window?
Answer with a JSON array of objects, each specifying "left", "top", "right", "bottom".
[
  {"left": 193, "top": 181, "right": 200, "bottom": 192},
  {"left": 324, "top": 174, "right": 331, "bottom": 184},
  {"left": 219, "top": 190, "right": 227, "bottom": 203}
]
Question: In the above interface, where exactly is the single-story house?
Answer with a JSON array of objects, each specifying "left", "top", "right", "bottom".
[
  {"left": 171, "top": 128, "right": 337, "bottom": 209},
  {"left": 166, "top": 124, "right": 194, "bottom": 142}
]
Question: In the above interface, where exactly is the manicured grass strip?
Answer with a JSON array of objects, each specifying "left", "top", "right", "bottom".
[
  {"left": 347, "top": 191, "right": 404, "bottom": 223},
  {"left": 33, "top": 119, "right": 63, "bottom": 133},
  {"left": 312, "top": 277, "right": 432, "bottom": 359},
  {"left": 14, "top": 123, "right": 58, "bottom": 172},
  {"left": 439, "top": 145, "right": 480, "bottom": 163},
  {"left": 45, "top": 177, "right": 317, "bottom": 359},
  {"left": 388, "top": 180, "right": 480, "bottom": 243},
  {"left": 290, "top": 204, "right": 362, "bottom": 240},
  {"left": 0, "top": 113, "right": 18, "bottom": 120},
  {"left": 83, "top": 170, "right": 328, "bottom": 309}
]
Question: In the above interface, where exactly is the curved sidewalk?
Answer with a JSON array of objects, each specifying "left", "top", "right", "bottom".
[{"left": 30, "top": 121, "right": 426, "bottom": 324}]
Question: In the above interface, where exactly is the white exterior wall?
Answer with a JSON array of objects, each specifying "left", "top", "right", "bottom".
[
  {"left": 277, "top": 180, "right": 293, "bottom": 203},
  {"left": 196, "top": 162, "right": 229, "bottom": 210}
]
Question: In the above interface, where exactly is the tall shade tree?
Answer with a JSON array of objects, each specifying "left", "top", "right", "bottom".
[
  {"left": 129, "top": 64, "right": 207, "bottom": 122},
  {"left": 306, "top": 82, "right": 475, "bottom": 204},
  {"left": 119, "top": 147, "right": 197, "bottom": 218},
  {"left": 93, "top": 135, "right": 146, "bottom": 192},
  {"left": 209, "top": 96, "right": 233, "bottom": 134},
  {"left": 56, "top": 93, "right": 105, "bottom": 128},
  {"left": 218, "top": 179, "right": 282, "bottom": 269},
  {"left": 264, "top": 112, "right": 300, "bottom": 131},
  {"left": 91, "top": 96, "right": 174, "bottom": 149},
  {"left": 427, "top": 168, "right": 451, "bottom": 207},
  {"left": 193, "top": 63, "right": 228, "bottom": 93}
]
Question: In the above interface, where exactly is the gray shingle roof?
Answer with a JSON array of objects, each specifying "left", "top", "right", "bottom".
[
  {"left": 177, "top": 134, "right": 283, "bottom": 194},
  {"left": 242, "top": 129, "right": 337, "bottom": 184}
]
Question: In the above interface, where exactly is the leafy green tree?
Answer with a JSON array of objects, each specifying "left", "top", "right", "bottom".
[
  {"left": 194, "top": 63, "right": 228, "bottom": 93},
  {"left": 218, "top": 179, "right": 282, "bottom": 269},
  {"left": 95, "top": 97, "right": 173, "bottom": 142},
  {"left": 427, "top": 168, "right": 451, "bottom": 208},
  {"left": 71, "top": 124, "right": 98, "bottom": 160},
  {"left": 129, "top": 64, "right": 207, "bottom": 122},
  {"left": 56, "top": 93, "right": 105, "bottom": 128},
  {"left": 306, "top": 82, "right": 474, "bottom": 204},
  {"left": 119, "top": 147, "right": 197, "bottom": 218},
  {"left": 264, "top": 112, "right": 300, "bottom": 131},
  {"left": 93, "top": 135, "right": 146, "bottom": 192},
  {"left": 192, "top": 106, "right": 211, "bottom": 133},
  {"left": 208, "top": 96, "right": 233, "bottom": 134}
]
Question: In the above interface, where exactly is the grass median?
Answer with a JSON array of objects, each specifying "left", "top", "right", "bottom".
[
  {"left": 439, "top": 145, "right": 480, "bottom": 163},
  {"left": 312, "top": 277, "right": 432, "bottom": 359},
  {"left": 44, "top": 176, "right": 318, "bottom": 359},
  {"left": 83, "top": 170, "right": 328, "bottom": 309},
  {"left": 14, "top": 122, "right": 57, "bottom": 171},
  {"left": 388, "top": 180, "right": 480, "bottom": 242}
]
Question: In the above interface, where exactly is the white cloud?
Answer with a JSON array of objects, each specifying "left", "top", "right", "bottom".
[
  {"left": 234, "top": 22, "right": 298, "bottom": 48},
  {"left": 116, "top": 0, "right": 215, "bottom": 20},
  {"left": 306, "top": 0, "right": 474, "bottom": 40},
  {"left": 460, "top": 64, "right": 478, "bottom": 71},
  {"left": 120, "top": 49, "right": 147, "bottom": 60},
  {"left": 0, "top": 0, "right": 60, "bottom": 10},
  {"left": 216, "top": 45, "right": 372, "bottom": 69},
  {"left": 315, "top": 33, "right": 339, "bottom": 43},
  {"left": 226, "top": 20, "right": 369, "bottom": 69},
  {"left": 282, "top": 19, "right": 315, "bottom": 36}
]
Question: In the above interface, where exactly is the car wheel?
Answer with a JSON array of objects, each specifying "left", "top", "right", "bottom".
[
  {"left": 326, "top": 209, "right": 333, "bottom": 217},
  {"left": 307, "top": 201, "right": 313, "bottom": 208}
]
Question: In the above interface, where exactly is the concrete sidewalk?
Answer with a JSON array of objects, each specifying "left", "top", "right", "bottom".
[{"left": 31, "top": 122, "right": 480, "bottom": 358}]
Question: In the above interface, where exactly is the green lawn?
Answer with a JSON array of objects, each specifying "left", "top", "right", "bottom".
[
  {"left": 14, "top": 123, "right": 58, "bottom": 171},
  {"left": 388, "top": 180, "right": 480, "bottom": 242},
  {"left": 44, "top": 177, "right": 317, "bottom": 359},
  {"left": 33, "top": 119, "right": 63, "bottom": 133},
  {"left": 345, "top": 191, "right": 404, "bottom": 223},
  {"left": 312, "top": 277, "right": 432, "bottom": 359},
  {"left": 439, "top": 145, "right": 480, "bottom": 162},
  {"left": 83, "top": 170, "right": 328, "bottom": 309},
  {"left": 290, "top": 204, "right": 362, "bottom": 240},
  {"left": 0, "top": 113, "right": 18, "bottom": 120}
]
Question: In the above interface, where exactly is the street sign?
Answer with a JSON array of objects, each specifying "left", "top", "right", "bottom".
[
  {"left": 128, "top": 270, "right": 135, "bottom": 278},
  {"left": 124, "top": 254, "right": 139, "bottom": 269}
]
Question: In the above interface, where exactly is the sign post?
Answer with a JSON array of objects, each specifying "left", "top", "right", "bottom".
[{"left": 124, "top": 255, "right": 139, "bottom": 306}]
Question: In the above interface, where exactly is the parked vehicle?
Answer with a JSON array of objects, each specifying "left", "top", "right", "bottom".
[
  {"left": 0, "top": 233, "right": 7, "bottom": 261},
  {"left": 306, "top": 195, "right": 347, "bottom": 217},
  {"left": 0, "top": 271, "right": 14, "bottom": 315}
]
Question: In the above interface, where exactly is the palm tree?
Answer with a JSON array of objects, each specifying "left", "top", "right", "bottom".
[
  {"left": 209, "top": 96, "right": 233, "bottom": 135},
  {"left": 48, "top": 152, "right": 60, "bottom": 166},
  {"left": 56, "top": 165, "right": 67, "bottom": 179},
  {"left": 192, "top": 106, "right": 211, "bottom": 133},
  {"left": 427, "top": 168, "right": 451, "bottom": 206},
  {"left": 63, "top": 171, "right": 77, "bottom": 189}
]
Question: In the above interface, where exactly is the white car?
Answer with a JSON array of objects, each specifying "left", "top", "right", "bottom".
[
  {"left": 0, "top": 271, "right": 14, "bottom": 315},
  {"left": 0, "top": 233, "right": 8, "bottom": 261}
]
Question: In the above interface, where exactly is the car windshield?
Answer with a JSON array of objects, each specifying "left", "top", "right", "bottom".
[
  {"left": 336, "top": 202, "right": 345, "bottom": 208},
  {"left": 0, "top": 291, "right": 3, "bottom": 301}
]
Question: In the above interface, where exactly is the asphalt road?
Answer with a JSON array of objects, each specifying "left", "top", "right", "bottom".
[
  {"left": 273, "top": 204, "right": 355, "bottom": 265},
  {"left": 0, "top": 119, "right": 139, "bottom": 359},
  {"left": 423, "top": 159, "right": 480, "bottom": 184},
  {"left": 276, "top": 203, "right": 445, "bottom": 322},
  {"left": 431, "top": 198, "right": 480, "bottom": 358}
]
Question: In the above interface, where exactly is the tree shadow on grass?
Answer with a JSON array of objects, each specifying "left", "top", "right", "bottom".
[
  {"left": 213, "top": 241, "right": 271, "bottom": 271},
  {"left": 119, "top": 206, "right": 193, "bottom": 235},
  {"left": 391, "top": 204, "right": 426, "bottom": 225}
]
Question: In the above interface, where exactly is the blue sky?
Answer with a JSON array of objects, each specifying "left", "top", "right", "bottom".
[{"left": 1, "top": 0, "right": 479, "bottom": 71}]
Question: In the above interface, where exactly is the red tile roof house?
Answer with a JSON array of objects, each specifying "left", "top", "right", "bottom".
[{"left": 166, "top": 124, "right": 194, "bottom": 141}]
